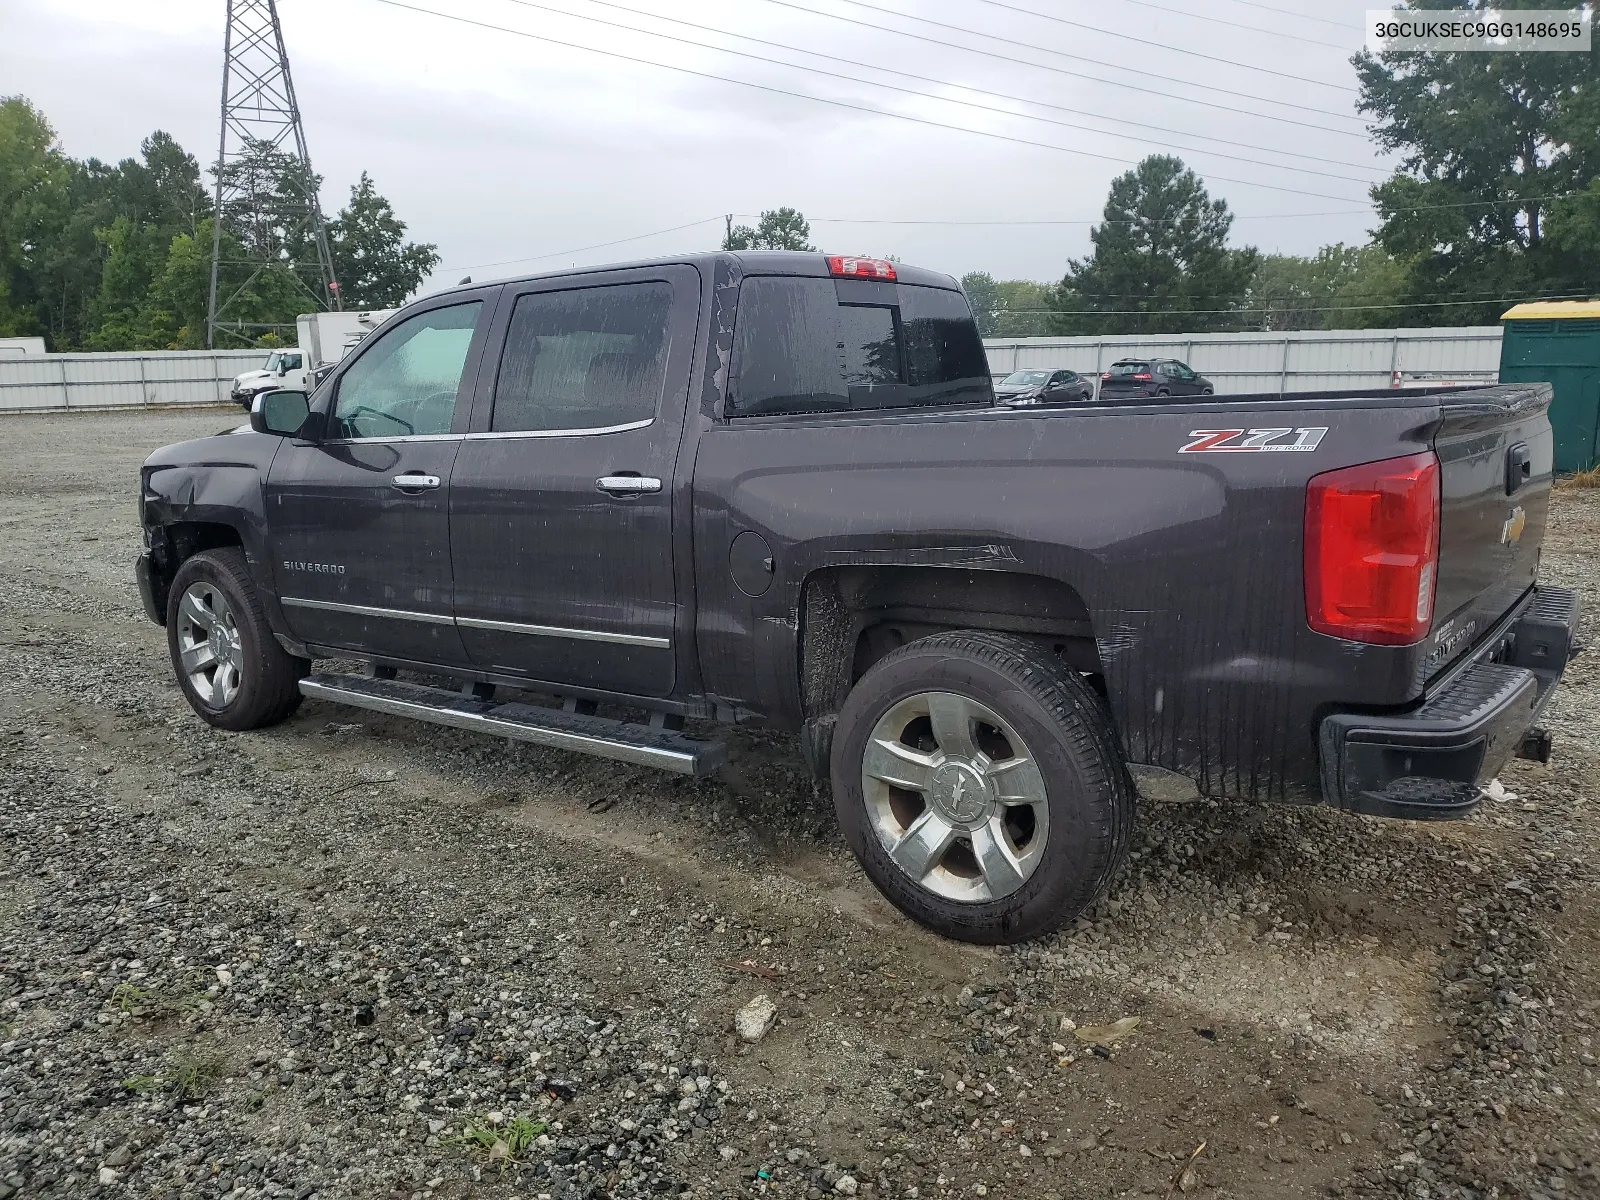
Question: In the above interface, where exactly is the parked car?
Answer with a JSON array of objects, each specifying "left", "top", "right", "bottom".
[
  {"left": 1098, "top": 358, "right": 1214, "bottom": 400},
  {"left": 994, "top": 368, "right": 1094, "bottom": 406},
  {"left": 137, "top": 250, "right": 1575, "bottom": 945}
]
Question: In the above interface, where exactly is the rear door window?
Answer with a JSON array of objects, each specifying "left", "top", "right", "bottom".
[
  {"left": 491, "top": 282, "right": 673, "bottom": 432},
  {"left": 730, "top": 277, "right": 991, "bottom": 416}
]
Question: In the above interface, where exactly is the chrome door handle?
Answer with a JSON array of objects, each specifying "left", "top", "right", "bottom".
[
  {"left": 595, "top": 475, "right": 662, "bottom": 495},
  {"left": 392, "top": 473, "right": 441, "bottom": 491}
]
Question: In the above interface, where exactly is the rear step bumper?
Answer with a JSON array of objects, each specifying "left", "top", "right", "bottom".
[
  {"left": 1320, "top": 585, "right": 1580, "bottom": 820},
  {"left": 298, "top": 673, "right": 726, "bottom": 777}
]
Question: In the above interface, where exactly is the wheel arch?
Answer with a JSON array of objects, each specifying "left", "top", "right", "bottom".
[
  {"left": 144, "top": 520, "right": 247, "bottom": 626},
  {"left": 796, "top": 565, "right": 1105, "bottom": 775}
]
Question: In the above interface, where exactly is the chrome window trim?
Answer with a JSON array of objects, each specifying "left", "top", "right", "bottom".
[
  {"left": 318, "top": 433, "right": 465, "bottom": 445},
  {"left": 280, "top": 596, "right": 670, "bottom": 648},
  {"left": 456, "top": 615, "right": 669, "bottom": 648},
  {"left": 315, "top": 420, "right": 654, "bottom": 445},
  {"left": 281, "top": 596, "right": 456, "bottom": 625},
  {"left": 468, "top": 417, "right": 655, "bottom": 441}
]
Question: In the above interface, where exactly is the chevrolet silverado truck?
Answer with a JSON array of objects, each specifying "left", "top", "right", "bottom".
[{"left": 136, "top": 251, "right": 1579, "bottom": 944}]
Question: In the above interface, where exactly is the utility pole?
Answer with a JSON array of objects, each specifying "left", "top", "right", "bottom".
[{"left": 206, "top": 0, "right": 340, "bottom": 349}]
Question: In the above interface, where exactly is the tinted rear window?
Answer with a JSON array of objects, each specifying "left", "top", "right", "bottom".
[
  {"left": 1108, "top": 362, "right": 1149, "bottom": 376},
  {"left": 729, "top": 277, "right": 991, "bottom": 417}
]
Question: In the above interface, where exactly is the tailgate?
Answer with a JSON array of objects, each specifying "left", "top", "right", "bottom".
[{"left": 1428, "top": 384, "right": 1553, "bottom": 675}]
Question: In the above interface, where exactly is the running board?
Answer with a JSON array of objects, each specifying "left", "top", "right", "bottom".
[{"left": 298, "top": 673, "right": 725, "bottom": 777}]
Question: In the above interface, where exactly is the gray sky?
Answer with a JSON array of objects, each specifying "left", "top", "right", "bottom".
[{"left": 2, "top": 0, "right": 1394, "bottom": 294}]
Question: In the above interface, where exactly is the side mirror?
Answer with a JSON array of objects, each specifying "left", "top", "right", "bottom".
[{"left": 250, "top": 389, "right": 311, "bottom": 437}]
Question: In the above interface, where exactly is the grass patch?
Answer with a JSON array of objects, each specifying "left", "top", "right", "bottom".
[
  {"left": 446, "top": 1113, "right": 548, "bottom": 1170},
  {"left": 119, "top": 1074, "right": 162, "bottom": 1094},
  {"left": 110, "top": 983, "right": 162, "bottom": 1014},
  {"left": 170, "top": 1047, "right": 231, "bottom": 1100},
  {"left": 1557, "top": 466, "right": 1600, "bottom": 489}
]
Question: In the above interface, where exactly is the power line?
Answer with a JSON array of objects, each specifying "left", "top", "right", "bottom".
[
  {"left": 800, "top": 0, "right": 1362, "bottom": 107},
  {"left": 801, "top": 192, "right": 1583, "bottom": 225},
  {"left": 439, "top": 190, "right": 1584, "bottom": 278},
  {"left": 968, "top": 0, "right": 1356, "bottom": 82},
  {"left": 484, "top": 0, "right": 1384, "bottom": 183},
  {"left": 744, "top": 0, "right": 1370, "bottom": 135},
  {"left": 524, "top": 0, "right": 1385, "bottom": 174},
  {"left": 1006, "top": 283, "right": 1597, "bottom": 303},
  {"left": 438, "top": 215, "right": 725, "bottom": 274},
  {"left": 370, "top": 0, "right": 1371, "bottom": 204},
  {"left": 1212, "top": 0, "right": 1361, "bottom": 34},
  {"left": 1090, "top": 0, "right": 1350, "bottom": 48},
  {"left": 1024, "top": 292, "right": 1599, "bottom": 315}
]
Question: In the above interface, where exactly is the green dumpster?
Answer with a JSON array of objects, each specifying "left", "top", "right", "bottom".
[{"left": 1500, "top": 300, "right": 1600, "bottom": 473}]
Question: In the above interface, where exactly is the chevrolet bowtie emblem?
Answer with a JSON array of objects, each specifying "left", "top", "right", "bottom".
[{"left": 1502, "top": 505, "right": 1527, "bottom": 547}]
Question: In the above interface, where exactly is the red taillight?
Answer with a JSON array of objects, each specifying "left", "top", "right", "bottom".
[
  {"left": 1304, "top": 451, "right": 1440, "bottom": 645},
  {"left": 1132, "top": 372, "right": 1151, "bottom": 381},
  {"left": 1101, "top": 372, "right": 1111, "bottom": 380},
  {"left": 827, "top": 255, "right": 897, "bottom": 280}
]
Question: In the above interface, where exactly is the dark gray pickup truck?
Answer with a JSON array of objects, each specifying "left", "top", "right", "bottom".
[{"left": 137, "top": 251, "right": 1579, "bottom": 943}]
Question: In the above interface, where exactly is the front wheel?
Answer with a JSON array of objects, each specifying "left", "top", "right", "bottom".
[
  {"left": 1201, "top": 387, "right": 1214, "bottom": 395},
  {"left": 166, "top": 547, "right": 309, "bottom": 731},
  {"left": 831, "top": 631, "right": 1134, "bottom": 943}
]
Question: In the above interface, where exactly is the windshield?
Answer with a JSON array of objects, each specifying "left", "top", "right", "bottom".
[
  {"left": 263, "top": 352, "right": 283, "bottom": 372},
  {"left": 999, "top": 370, "right": 1051, "bottom": 388}
]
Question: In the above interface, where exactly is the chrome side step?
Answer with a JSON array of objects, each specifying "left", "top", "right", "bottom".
[{"left": 298, "top": 673, "right": 725, "bottom": 777}]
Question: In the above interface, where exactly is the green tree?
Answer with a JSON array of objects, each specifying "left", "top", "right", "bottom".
[
  {"left": 722, "top": 207, "right": 815, "bottom": 251},
  {"left": 328, "top": 172, "right": 440, "bottom": 309},
  {"left": 1053, "top": 156, "right": 1259, "bottom": 335},
  {"left": 0, "top": 96, "right": 70, "bottom": 342},
  {"left": 140, "top": 223, "right": 216, "bottom": 349},
  {"left": 961, "top": 272, "right": 1061, "bottom": 338},
  {"left": 993, "top": 280, "right": 1055, "bottom": 337},
  {"left": 1325, "top": 244, "right": 1411, "bottom": 329},
  {"left": 960, "top": 271, "right": 1002, "bottom": 336},
  {"left": 1243, "top": 244, "right": 1411, "bottom": 331},
  {"left": 1354, "top": 0, "right": 1600, "bottom": 324}
]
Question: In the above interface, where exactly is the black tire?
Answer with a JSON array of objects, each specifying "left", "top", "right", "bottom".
[
  {"left": 1156, "top": 388, "right": 1170, "bottom": 397},
  {"left": 166, "top": 547, "right": 308, "bottom": 731},
  {"left": 831, "top": 631, "right": 1134, "bottom": 944}
]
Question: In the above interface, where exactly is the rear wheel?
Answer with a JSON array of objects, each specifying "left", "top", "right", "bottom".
[
  {"left": 167, "top": 547, "right": 308, "bottom": 731},
  {"left": 831, "top": 631, "right": 1134, "bottom": 943}
]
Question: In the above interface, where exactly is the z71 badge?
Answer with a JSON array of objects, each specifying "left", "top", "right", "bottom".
[{"left": 1180, "top": 427, "right": 1329, "bottom": 454}]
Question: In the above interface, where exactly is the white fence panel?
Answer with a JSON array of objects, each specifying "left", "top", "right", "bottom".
[
  {"left": 0, "top": 350, "right": 263, "bottom": 413},
  {"left": 983, "top": 326, "right": 1504, "bottom": 395}
]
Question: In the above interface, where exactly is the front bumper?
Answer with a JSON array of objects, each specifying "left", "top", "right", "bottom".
[
  {"left": 136, "top": 551, "right": 167, "bottom": 625},
  {"left": 1320, "top": 585, "right": 1580, "bottom": 819}
]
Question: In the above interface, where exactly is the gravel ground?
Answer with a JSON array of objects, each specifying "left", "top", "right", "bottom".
[{"left": 0, "top": 408, "right": 1597, "bottom": 1200}]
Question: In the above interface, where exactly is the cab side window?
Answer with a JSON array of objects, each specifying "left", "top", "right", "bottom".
[
  {"left": 331, "top": 302, "right": 483, "bottom": 439},
  {"left": 491, "top": 282, "right": 673, "bottom": 433}
]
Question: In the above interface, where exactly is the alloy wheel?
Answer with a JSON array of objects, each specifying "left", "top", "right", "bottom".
[
  {"left": 860, "top": 691, "right": 1050, "bottom": 903},
  {"left": 176, "top": 582, "right": 244, "bottom": 708}
]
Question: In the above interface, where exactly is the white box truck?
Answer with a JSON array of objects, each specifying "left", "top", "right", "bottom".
[{"left": 228, "top": 309, "right": 396, "bottom": 407}]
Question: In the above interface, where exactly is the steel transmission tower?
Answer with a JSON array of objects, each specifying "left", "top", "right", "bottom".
[{"left": 206, "top": 0, "right": 340, "bottom": 349}]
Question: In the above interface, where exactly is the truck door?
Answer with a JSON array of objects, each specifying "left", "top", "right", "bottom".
[
  {"left": 265, "top": 294, "right": 496, "bottom": 666},
  {"left": 448, "top": 265, "right": 699, "bottom": 698}
]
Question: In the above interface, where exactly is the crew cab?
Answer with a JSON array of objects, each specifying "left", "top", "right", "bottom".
[{"left": 137, "top": 251, "right": 1579, "bottom": 943}]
